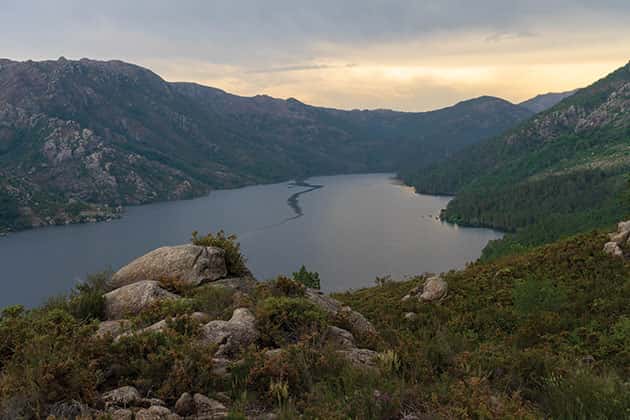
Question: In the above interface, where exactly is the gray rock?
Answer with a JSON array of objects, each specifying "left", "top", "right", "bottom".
[
  {"left": 337, "top": 348, "right": 379, "bottom": 368},
  {"left": 324, "top": 326, "right": 356, "bottom": 349},
  {"left": 102, "top": 386, "right": 141, "bottom": 408},
  {"left": 403, "top": 312, "right": 418, "bottom": 321},
  {"left": 200, "top": 308, "right": 259, "bottom": 358},
  {"left": 609, "top": 230, "right": 630, "bottom": 245},
  {"left": 305, "top": 288, "right": 342, "bottom": 314},
  {"left": 603, "top": 241, "right": 624, "bottom": 258},
  {"left": 211, "top": 357, "right": 232, "bottom": 377},
  {"left": 111, "top": 245, "right": 227, "bottom": 289},
  {"left": 618, "top": 220, "right": 630, "bottom": 233},
  {"left": 210, "top": 276, "right": 258, "bottom": 293},
  {"left": 174, "top": 392, "right": 194, "bottom": 417},
  {"left": 95, "top": 320, "right": 131, "bottom": 338},
  {"left": 135, "top": 405, "right": 181, "bottom": 420},
  {"left": 108, "top": 409, "right": 134, "bottom": 420},
  {"left": 193, "top": 394, "right": 228, "bottom": 418},
  {"left": 104, "top": 281, "right": 179, "bottom": 320},
  {"left": 338, "top": 306, "right": 378, "bottom": 338},
  {"left": 420, "top": 276, "right": 448, "bottom": 302}
]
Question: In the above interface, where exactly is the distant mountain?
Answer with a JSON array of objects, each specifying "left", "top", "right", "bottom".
[
  {"left": 406, "top": 60, "right": 630, "bottom": 259},
  {"left": 518, "top": 89, "right": 577, "bottom": 113},
  {"left": 0, "top": 58, "right": 532, "bottom": 233}
]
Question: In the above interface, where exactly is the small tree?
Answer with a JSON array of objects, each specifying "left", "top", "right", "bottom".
[{"left": 292, "top": 265, "right": 320, "bottom": 290}]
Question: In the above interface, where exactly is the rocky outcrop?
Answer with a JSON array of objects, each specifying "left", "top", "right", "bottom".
[
  {"left": 104, "top": 281, "right": 178, "bottom": 320},
  {"left": 95, "top": 320, "right": 131, "bottom": 338},
  {"left": 102, "top": 386, "right": 141, "bottom": 409},
  {"left": 401, "top": 276, "right": 448, "bottom": 303},
  {"left": 603, "top": 220, "right": 630, "bottom": 258},
  {"left": 324, "top": 326, "right": 356, "bottom": 349},
  {"left": 192, "top": 394, "right": 228, "bottom": 418},
  {"left": 200, "top": 308, "right": 259, "bottom": 358},
  {"left": 111, "top": 245, "right": 228, "bottom": 288}
]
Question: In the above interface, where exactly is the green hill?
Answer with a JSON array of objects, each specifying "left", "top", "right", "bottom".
[
  {"left": 1, "top": 230, "right": 628, "bottom": 419},
  {"left": 404, "top": 61, "right": 630, "bottom": 259}
]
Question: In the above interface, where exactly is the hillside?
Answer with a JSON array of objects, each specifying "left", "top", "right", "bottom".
[
  {"left": 0, "top": 58, "right": 532, "bottom": 233},
  {"left": 0, "top": 228, "right": 628, "bottom": 419},
  {"left": 518, "top": 90, "right": 577, "bottom": 113},
  {"left": 405, "top": 60, "right": 630, "bottom": 259}
]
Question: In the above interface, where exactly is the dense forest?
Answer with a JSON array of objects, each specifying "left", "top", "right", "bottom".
[{"left": 405, "top": 61, "right": 630, "bottom": 259}]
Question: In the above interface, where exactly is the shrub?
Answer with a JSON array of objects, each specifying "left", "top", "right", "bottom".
[
  {"left": 512, "top": 276, "right": 568, "bottom": 317},
  {"left": 543, "top": 369, "right": 630, "bottom": 419},
  {"left": 292, "top": 266, "right": 320, "bottom": 290},
  {"left": 256, "top": 297, "right": 328, "bottom": 347},
  {"left": 192, "top": 230, "right": 248, "bottom": 276},
  {"left": 271, "top": 276, "right": 306, "bottom": 297},
  {"left": 188, "top": 285, "right": 235, "bottom": 320}
]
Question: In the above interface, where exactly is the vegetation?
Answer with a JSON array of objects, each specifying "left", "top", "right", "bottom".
[
  {"left": 192, "top": 230, "right": 249, "bottom": 276},
  {"left": 405, "top": 61, "right": 630, "bottom": 259},
  {"left": 1, "top": 229, "right": 628, "bottom": 418},
  {"left": 292, "top": 265, "right": 321, "bottom": 289}
]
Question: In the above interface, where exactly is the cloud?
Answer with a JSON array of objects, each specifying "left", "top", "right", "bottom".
[{"left": 1, "top": 1, "right": 629, "bottom": 110}]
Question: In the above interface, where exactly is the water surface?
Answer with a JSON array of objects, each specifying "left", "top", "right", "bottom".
[{"left": 0, "top": 173, "right": 501, "bottom": 308}]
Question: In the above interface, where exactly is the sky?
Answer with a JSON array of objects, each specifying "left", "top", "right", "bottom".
[{"left": 1, "top": 1, "right": 630, "bottom": 111}]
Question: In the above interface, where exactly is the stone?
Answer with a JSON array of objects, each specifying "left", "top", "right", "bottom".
[
  {"left": 618, "top": 220, "right": 630, "bottom": 233},
  {"left": 603, "top": 241, "right": 624, "bottom": 258},
  {"left": 95, "top": 320, "right": 131, "bottom": 338},
  {"left": 324, "top": 326, "right": 356, "bottom": 349},
  {"left": 135, "top": 405, "right": 180, "bottom": 420},
  {"left": 401, "top": 294, "right": 412, "bottom": 302},
  {"left": 104, "top": 281, "right": 179, "bottom": 320},
  {"left": 108, "top": 409, "right": 134, "bottom": 420},
  {"left": 419, "top": 276, "right": 448, "bottom": 302},
  {"left": 174, "top": 392, "right": 194, "bottom": 417},
  {"left": 193, "top": 394, "right": 228, "bottom": 418},
  {"left": 48, "top": 401, "right": 90, "bottom": 419},
  {"left": 111, "top": 245, "right": 228, "bottom": 289},
  {"left": 337, "top": 348, "right": 379, "bottom": 368},
  {"left": 102, "top": 386, "right": 141, "bottom": 408},
  {"left": 209, "top": 276, "right": 258, "bottom": 293},
  {"left": 338, "top": 306, "right": 378, "bottom": 338},
  {"left": 200, "top": 308, "right": 259, "bottom": 358},
  {"left": 609, "top": 230, "right": 630, "bottom": 245},
  {"left": 211, "top": 357, "right": 232, "bottom": 377},
  {"left": 403, "top": 312, "right": 418, "bottom": 321},
  {"left": 305, "top": 288, "right": 342, "bottom": 314}
]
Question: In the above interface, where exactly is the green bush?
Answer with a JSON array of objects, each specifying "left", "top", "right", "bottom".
[
  {"left": 512, "top": 276, "right": 568, "bottom": 317},
  {"left": 543, "top": 370, "right": 630, "bottom": 419},
  {"left": 192, "top": 230, "right": 248, "bottom": 276},
  {"left": 270, "top": 276, "right": 306, "bottom": 297},
  {"left": 292, "top": 266, "right": 320, "bottom": 290},
  {"left": 256, "top": 297, "right": 328, "bottom": 347}
]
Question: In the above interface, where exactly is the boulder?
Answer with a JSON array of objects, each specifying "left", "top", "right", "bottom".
[
  {"left": 111, "top": 245, "right": 227, "bottom": 289},
  {"left": 102, "top": 386, "right": 141, "bottom": 408},
  {"left": 210, "top": 276, "right": 258, "bottom": 293},
  {"left": 618, "top": 220, "right": 630, "bottom": 233},
  {"left": 135, "top": 405, "right": 181, "bottom": 420},
  {"left": 337, "top": 348, "right": 379, "bottom": 368},
  {"left": 104, "top": 281, "right": 179, "bottom": 320},
  {"left": 609, "top": 230, "right": 630, "bottom": 245},
  {"left": 200, "top": 308, "right": 259, "bottom": 358},
  {"left": 338, "top": 306, "right": 378, "bottom": 338},
  {"left": 305, "top": 289, "right": 342, "bottom": 314},
  {"left": 174, "top": 392, "right": 194, "bottom": 417},
  {"left": 95, "top": 320, "right": 131, "bottom": 338},
  {"left": 420, "top": 276, "right": 448, "bottom": 302},
  {"left": 403, "top": 312, "right": 418, "bottom": 321},
  {"left": 193, "top": 394, "right": 228, "bottom": 418},
  {"left": 603, "top": 241, "right": 624, "bottom": 258},
  {"left": 108, "top": 409, "right": 134, "bottom": 420},
  {"left": 324, "top": 326, "right": 356, "bottom": 349}
]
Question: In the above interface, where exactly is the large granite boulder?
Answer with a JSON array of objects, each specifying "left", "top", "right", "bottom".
[
  {"left": 102, "top": 386, "right": 141, "bottom": 408},
  {"left": 419, "top": 276, "right": 448, "bottom": 302},
  {"left": 104, "top": 281, "right": 179, "bottom": 320},
  {"left": 110, "top": 245, "right": 228, "bottom": 289},
  {"left": 200, "top": 308, "right": 259, "bottom": 358}
]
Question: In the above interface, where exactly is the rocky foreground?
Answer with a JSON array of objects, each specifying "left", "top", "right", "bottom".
[{"left": 1, "top": 227, "right": 628, "bottom": 419}]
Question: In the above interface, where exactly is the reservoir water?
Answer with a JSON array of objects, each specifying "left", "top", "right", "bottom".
[{"left": 0, "top": 173, "right": 502, "bottom": 308}]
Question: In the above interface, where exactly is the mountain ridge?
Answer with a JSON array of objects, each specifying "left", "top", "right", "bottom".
[{"left": 0, "top": 57, "right": 533, "bottom": 233}]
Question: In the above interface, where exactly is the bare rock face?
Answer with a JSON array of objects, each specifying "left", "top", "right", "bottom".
[
  {"left": 419, "top": 276, "right": 448, "bottom": 302},
  {"left": 104, "top": 281, "right": 179, "bottom": 320},
  {"left": 135, "top": 405, "right": 181, "bottom": 420},
  {"left": 603, "top": 241, "right": 624, "bottom": 258},
  {"left": 337, "top": 348, "right": 379, "bottom": 368},
  {"left": 200, "top": 308, "right": 259, "bottom": 358},
  {"left": 102, "top": 386, "right": 141, "bottom": 408},
  {"left": 305, "top": 289, "right": 342, "bottom": 314},
  {"left": 174, "top": 393, "right": 194, "bottom": 417},
  {"left": 192, "top": 394, "right": 228, "bottom": 418},
  {"left": 95, "top": 320, "right": 131, "bottom": 338},
  {"left": 111, "top": 245, "right": 228, "bottom": 289},
  {"left": 324, "top": 326, "right": 356, "bottom": 349}
]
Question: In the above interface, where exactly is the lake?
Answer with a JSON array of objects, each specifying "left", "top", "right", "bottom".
[{"left": 0, "top": 173, "right": 502, "bottom": 308}]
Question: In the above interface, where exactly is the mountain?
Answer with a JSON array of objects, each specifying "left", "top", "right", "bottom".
[
  {"left": 0, "top": 58, "right": 532, "bottom": 233},
  {"left": 518, "top": 89, "right": 577, "bottom": 113},
  {"left": 406, "top": 60, "right": 630, "bottom": 259}
]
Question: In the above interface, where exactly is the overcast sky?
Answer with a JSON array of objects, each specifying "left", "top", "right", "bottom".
[{"left": 2, "top": 1, "right": 629, "bottom": 111}]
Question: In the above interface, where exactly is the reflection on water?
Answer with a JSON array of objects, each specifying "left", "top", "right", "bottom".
[{"left": 0, "top": 173, "right": 502, "bottom": 308}]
